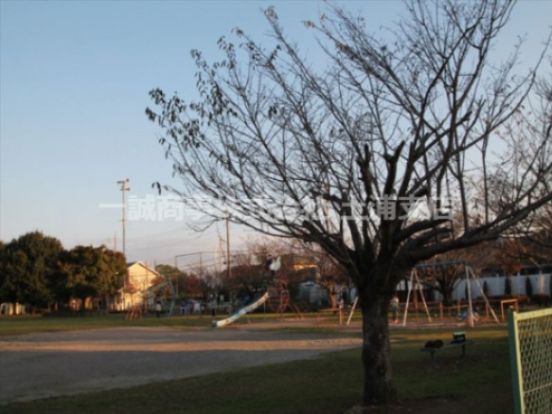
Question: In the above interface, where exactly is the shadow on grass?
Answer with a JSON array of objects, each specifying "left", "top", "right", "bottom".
[{"left": 1, "top": 326, "right": 512, "bottom": 414}]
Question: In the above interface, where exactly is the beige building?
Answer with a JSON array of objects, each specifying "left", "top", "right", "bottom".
[{"left": 119, "top": 261, "right": 162, "bottom": 311}]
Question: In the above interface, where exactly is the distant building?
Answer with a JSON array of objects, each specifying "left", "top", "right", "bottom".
[{"left": 118, "top": 261, "right": 163, "bottom": 311}]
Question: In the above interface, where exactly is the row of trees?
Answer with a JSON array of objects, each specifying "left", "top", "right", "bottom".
[
  {"left": 0, "top": 233, "right": 348, "bottom": 312},
  {"left": 0, "top": 231, "right": 126, "bottom": 311},
  {"left": 153, "top": 241, "right": 349, "bottom": 309}
]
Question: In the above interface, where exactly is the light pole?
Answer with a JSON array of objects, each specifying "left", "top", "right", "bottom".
[
  {"left": 117, "top": 178, "right": 130, "bottom": 308},
  {"left": 226, "top": 214, "right": 231, "bottom": 282},
  {"left": 116, "top": 178, "right": 130, "bottom": 257}
]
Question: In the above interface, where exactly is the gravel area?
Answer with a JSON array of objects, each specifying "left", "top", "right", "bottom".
[{"left": 0, "top": 326, "right": 361, "bottom": 404}]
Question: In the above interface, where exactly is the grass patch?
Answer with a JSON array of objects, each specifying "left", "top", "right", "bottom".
[
  {"left": 0, "top": 311, "right": 343, "bottom": 337},
  {"left": 1, "top": 326, "right": 512, "bottom": 413},
  {"left": 0, "top": 314, "right": 212, "bottom": 336}
]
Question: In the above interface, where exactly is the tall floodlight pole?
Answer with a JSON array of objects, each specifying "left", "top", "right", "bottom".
[{"left": 117, "top": 178, "right": 130, "bottom": 309}]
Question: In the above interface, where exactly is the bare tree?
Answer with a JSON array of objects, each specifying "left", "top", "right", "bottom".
[
  {"left": 288, "top": 241, "right": 350, "bottom": 308},
  {"left": 519, "top": 208, "right": 552, "bottom": 264},
  {"left": 495, "top": 62, "right": 552, "bottom": 265},
  {"left": 417, "top": 254, "right": 464, "bottom": 305},
  {"left": 147, "top": 1, "right": 551, "bottom": 406}
]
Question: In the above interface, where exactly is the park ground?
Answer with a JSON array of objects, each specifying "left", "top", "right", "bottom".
[{"left": 0, "top": 314, "right": 513, "bottom": 413}]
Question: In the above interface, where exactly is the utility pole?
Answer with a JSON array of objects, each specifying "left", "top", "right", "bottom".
[
  {"left": 226, "top": 214, "right": 231, "bottom": 282},
  {"left": 116, "top": 178, "right": 130, "bottom": 256},
  {"left": 174, "top": 256, "right": 179, "bottom": 297},
  {"left": 117, "top": 178, "right": 130, "bottom": 309}
]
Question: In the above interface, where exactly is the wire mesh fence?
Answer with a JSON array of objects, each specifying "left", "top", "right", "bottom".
[{"left": 508, "top": 307, "right": 552, "bottom": 414}]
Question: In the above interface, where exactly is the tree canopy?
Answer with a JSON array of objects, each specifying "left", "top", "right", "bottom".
[
  {"left": 0, "top": 232, "right": 126, "bottom": 310},
  {"left": 147, "top": 0, "right": 551, "bottom": 405},
  {"left": 148, "top": 1, "right": 551, "bottom": 286},
  {"left": 60, "top": 245, "right": 126, "bottom": 306},
  {"left": 0, "top": 231, "right": 63, "bottom": 306}
]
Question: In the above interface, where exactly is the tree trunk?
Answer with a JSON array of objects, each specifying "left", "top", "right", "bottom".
[{"left": 360, "top": 292, "right": 397, "bottom": 406}]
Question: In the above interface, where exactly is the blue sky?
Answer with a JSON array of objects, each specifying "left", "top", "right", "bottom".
[{"left": 1, "top": 0, "right": 551, "bottom": 265}]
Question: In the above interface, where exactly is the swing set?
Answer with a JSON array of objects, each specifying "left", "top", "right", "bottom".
[{"left": 401, "top": 260, "right": 500, "bottom": 327}]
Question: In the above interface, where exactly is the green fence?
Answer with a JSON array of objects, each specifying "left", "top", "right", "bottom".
[{"left": 508, "top": 307, "right": 552, "bottom": 414}]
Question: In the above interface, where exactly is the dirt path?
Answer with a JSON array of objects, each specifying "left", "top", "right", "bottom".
[{"left": 0, "top": 326, "right": 361, "bottom": 404}]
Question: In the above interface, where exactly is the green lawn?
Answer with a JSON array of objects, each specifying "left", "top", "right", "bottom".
[
  {"left": 1, "top": 326, "right": 513, "bottom": 413},
  {"left": 0, "top": 311, "right": 345, "bottom": 337},
  {"left": 0, "top": 314, "right": 212, "bottom": 336}
]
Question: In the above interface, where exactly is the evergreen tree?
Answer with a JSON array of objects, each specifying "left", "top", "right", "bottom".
[{"left": 0, "top": 232, "right": 63, "bottom": 307}]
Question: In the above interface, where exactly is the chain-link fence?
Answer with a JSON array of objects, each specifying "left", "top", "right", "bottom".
[{"left": 508, "top": 307, "right": 552, "bottom": 414}]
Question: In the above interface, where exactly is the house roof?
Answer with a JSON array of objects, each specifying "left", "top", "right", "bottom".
[{"left": 127, "top": 261, "right": 161, "bottom": 278}]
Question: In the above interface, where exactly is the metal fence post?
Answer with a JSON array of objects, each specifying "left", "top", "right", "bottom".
[{"left": 508, "top": 308, "right": 524, "bottom": 414}]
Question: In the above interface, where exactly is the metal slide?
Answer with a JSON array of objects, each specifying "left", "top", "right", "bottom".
[{"left": 213, "top": 292, "right": 269, "bottom": 328}]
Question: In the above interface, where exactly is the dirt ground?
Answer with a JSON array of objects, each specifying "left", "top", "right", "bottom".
[{"left": 0, "top": 325, "right": 361, "bottom": 404}]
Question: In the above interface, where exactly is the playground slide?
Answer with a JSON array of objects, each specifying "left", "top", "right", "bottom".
[{"left": 213, "top": 292, "right": 269, "bottom": 328}]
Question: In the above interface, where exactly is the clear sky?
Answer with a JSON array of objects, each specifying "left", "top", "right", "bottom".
[{"left": 1, "top": 0, "right": 551, "bottom": 266}]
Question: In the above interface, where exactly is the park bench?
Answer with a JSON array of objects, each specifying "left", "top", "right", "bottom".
[{"left": 420, "top": 332, "right": 474, "bottom": 362}]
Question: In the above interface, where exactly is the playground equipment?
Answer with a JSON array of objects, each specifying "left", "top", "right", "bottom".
[
  {"left": 212, "top": 284, "right": 303, "bottom": 328},
  {"left": 401, "top": 261, "right": 500, "bottom": 327},
  {"left": 346, "top": 296, "right": 359, "bottom": 326},
  {"left": 212, "top": 292, "right": 269, "bottom": 328},
  {"left": 263, "top": 255, "right": 303, "bottom": 318},
  {"left": 402, "top": 267, "right": 434, "bottom": 326},
  {"left": 266, "top": 258, "right": 305, "bottom": 319},
  {"left": 266, "top": 280, "right": 304, "bottom": 318},
  {"left": 213, "top": 256, "right": 303, "bottom": 328}
]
